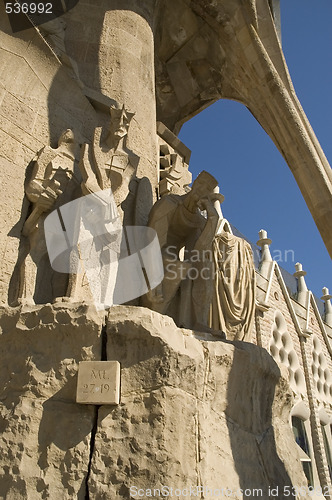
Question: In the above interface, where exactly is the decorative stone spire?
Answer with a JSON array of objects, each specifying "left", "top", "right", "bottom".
[
  {"left": 257, "top": 229, "right": 273, "bottom": 278},
  {"left": 321, "top": 287, "right": 332, "bottom": 327},
  {"left": 293, "top": 262, "right": 308, "bottom": 306}
]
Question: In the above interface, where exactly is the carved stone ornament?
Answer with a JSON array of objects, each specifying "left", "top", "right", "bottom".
[{"left": 157, "top": 122, "right": 192, "bottom": 197}]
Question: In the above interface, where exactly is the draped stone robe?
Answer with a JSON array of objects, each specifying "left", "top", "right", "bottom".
[{"left": 210, "top": 232, "right": 256, "bottom": 341}]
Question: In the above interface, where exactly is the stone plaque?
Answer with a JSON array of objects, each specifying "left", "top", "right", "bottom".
[{"left": 76, "top": 361, "right": 120, "bottom": 405}]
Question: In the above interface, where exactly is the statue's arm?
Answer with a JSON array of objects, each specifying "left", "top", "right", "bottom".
[
  {"left": 194, "top": 198, "right": 220, "bottom": 252},
  {"left": 23, "top": 148, "right": 62, "bottom": 235},
  {"left": 25, "top": 146, "right": 60, "bottom": 207},
  {"left": 25, "top": 147, "right": 47, "bottom": 204},
  {"left": 79, "top": 143, "right": 102, "bottom": 195}
]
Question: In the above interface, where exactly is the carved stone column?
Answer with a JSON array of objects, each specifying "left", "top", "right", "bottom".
[{"left": 97, "top": 1, "right": 158, "bottom": 186}]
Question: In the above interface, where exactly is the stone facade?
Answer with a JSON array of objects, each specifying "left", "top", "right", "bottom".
[
  {"left": 254, "top": 234, "right": 332, "bottom": 496},
  {"left": 0, "top": 1, "right": 332, "bottom": 499}
]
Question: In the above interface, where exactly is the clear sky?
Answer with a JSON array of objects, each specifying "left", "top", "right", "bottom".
[{"left": 178, "top": 1, "right": 332, "bottom": 299}]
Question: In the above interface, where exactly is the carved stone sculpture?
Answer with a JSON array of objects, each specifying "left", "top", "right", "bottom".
[
  {"left": 14, "top": 129, "right": 82, "bottom": 304},
  {"left": 143, "top": 171, "right": 223, "bottom": 333},
  {"left": 211, "top": 231, "right": 256, "bottom": 341},
  {"left": 159, "top": 144, "right": 191, "bottom": 196},
  {"left": 13, "top": 106, "right": 142, "bottom": 307},
  {"left": 79, "top": 104, "right": 139, "bottom": 218},
  {"left": 72, "top": 188, "right": 122, "bottom": 309},
  {"left": 1, "top": 2, "right": 331, "bottom": 496},
  {"left": 145, "top": 170, "right": 255, "bottom": 340},
  {"left": 157, "top": 122, "right": 192, "bottom": 197}
]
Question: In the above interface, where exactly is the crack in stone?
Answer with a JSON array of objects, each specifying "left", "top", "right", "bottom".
[
  {"left": 85, "top": 323, "right": 108, "bottom": 499},
  {"left": 84, "top": 404, "right": 99, "bottom": 500},
  {"left": 101, "top": 322, "right": 107, "bottom": 362}
]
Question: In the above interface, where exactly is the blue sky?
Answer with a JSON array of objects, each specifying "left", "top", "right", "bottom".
[{"left": 178, "top": 1, "right": 332, "bottom": 299}]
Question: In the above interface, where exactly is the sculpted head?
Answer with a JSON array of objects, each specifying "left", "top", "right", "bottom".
[
  {"left": 58, "top": 129, "right": 76, "bottom": 146},
  {"left": 109, "top": 104, "right": 135, "bottom": 141},
  {"left": 57, "top": 129, "right": 82, "bottom": 158},
  {"left": 190, "top": 171, "right": 218, "bottom": 201},
  {"left": 183, "top": 171, "right": 219, "bottom": 213}
]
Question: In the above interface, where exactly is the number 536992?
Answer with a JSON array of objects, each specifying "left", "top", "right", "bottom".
[{"left": 5, "top": 3, "right": 53, "bottom": 14}]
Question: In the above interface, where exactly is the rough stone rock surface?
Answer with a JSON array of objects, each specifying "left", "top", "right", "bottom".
[
  {"left": 0, "top": 303, "right": 104, "bottom": 499},
  {"left": 0, "top": 304, "right": 307, "bottom": 499},
  {"left": 89, "top": 306, "right": 307, "bottom": 499}
]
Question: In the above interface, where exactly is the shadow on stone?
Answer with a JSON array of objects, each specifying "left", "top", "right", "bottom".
[{"left": 225, "top": 340, "right": 297, "bottom": 498}]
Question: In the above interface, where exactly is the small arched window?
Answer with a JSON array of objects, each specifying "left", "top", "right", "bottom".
[
  {"left": 321, "top": 424, "right": 332, "bottom": 481},
  {"left": 291, "top": 416, "right": 314, "bottom": 487},
  {"left": 319, "top": 409, "right": 332, "bottom": 482}
]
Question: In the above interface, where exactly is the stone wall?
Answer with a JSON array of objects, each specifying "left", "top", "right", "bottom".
[
  {"left": 0, "top": 5, "right": 96, "bottom": 304},
  {"left": 255, "top": 260, "right": 332, "bottom": 493},
  {"left": 0, "top": 304, "right": 307, "bottom": 498}
]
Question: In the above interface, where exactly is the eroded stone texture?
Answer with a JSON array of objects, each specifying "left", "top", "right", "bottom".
[
  {"left": 87, "top": 306, "right": 307, "bottom": 499},
  {"left": 0, "top": 303, "right": 313, "bottom": 498},
  {"left": 0, "top": 303, "right": 104, "bottom": 499}
]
